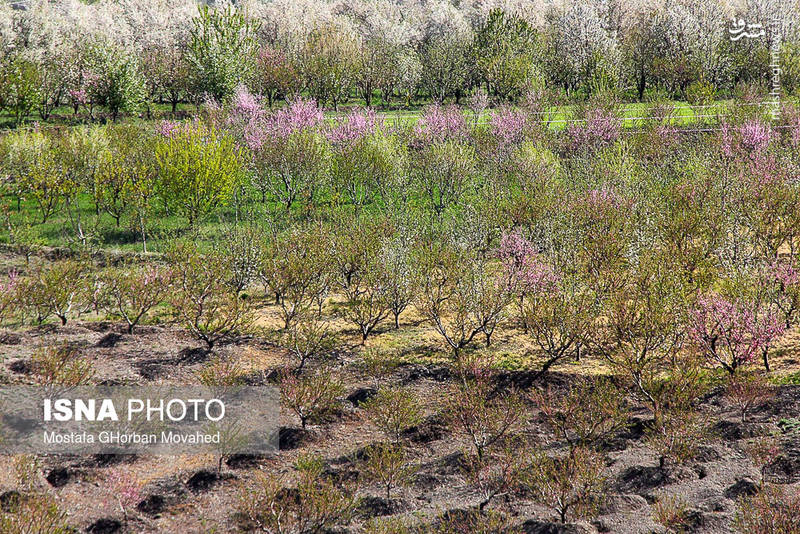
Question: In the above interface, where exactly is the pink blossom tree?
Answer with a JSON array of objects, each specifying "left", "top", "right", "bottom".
[
  {"left": 413, "top": 104, "right": 467, "bottom": 145},
  {"left": 489, "top": 107, "right": 529, "bottom": 150},
  {"left": 566, "top": 108, "right": 621, "bottom": 152},
  {"left": 688, "top": 293, "right": 785, "bottom": 374},
  {"left": 327, "top": 107, "right": 382, "bottom": 146},
  {"left": 248, "top": 98, "right": 329, "bottom": 209},
  {"left": 495, "top": 230, "right": 558, "bottom": 330}
]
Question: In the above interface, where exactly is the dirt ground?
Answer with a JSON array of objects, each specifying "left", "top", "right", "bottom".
[{"left": 0, "top": 314, "right": 799, "bottom": 534}]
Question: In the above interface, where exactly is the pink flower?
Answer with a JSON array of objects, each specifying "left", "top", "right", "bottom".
[
  {"left": 414, "top": 104, "right": 467, "bottom": 144},
  {"left": 584, "top": 187, "right": 625, "bottom": 211},
  {"left": 770, "top": 260, "right": 799, "bottom": 288},
  {"left": 104, "top": 468, "right": 141, "bottom": 516},
  {"left": 688, "top": 293, "right": 785, "bottom": 372},
  {"left": 230, "top": 85, "right": 265, "bottom": 124},
  {"left": 268, "top": 97, "right": 324, "bottom": 138},
  {"left": 567, "top": 108, "right": 621, "bottom": 150},
  {"left": 489, "top": 107, "right": 528, "bottom": 148},
  {"left": 1, "top": 270, "right": 18, "bottom": 294},
  {"left": 69, "top": 88, "right": 88, "bottom": 105},
  {"left": 496, "top": 231, "right": 560, "bottom": 295},
  {"left": 157, "top": 120, "right": 179, "bottom": 138},
  {"left": 654, "top": 124, "right": 679, "bottom": 145},
  {"left": 721, "top": 120, "right": 773, "bottom": 158},
  {"left": 327, "top": 108, "right": 382, "bottom": 145},
  {"left": 790, "top": 113, "right": 800, "bottom": 149},
  {"left": 738, "top": 120, "right": 772, "bottom": 155}
]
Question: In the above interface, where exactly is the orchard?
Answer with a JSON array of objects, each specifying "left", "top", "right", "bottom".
[{"left": 1, "top": 1, "right": 800, "bottom": 533}]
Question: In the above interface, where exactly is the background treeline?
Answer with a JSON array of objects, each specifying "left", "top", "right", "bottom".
[{"left": 0, "top": 0, "right": 799, "bottom": 124}]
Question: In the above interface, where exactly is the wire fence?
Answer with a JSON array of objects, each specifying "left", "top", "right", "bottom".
[{"left": 4, "top": 98, "right": 797, "bottom": 133}]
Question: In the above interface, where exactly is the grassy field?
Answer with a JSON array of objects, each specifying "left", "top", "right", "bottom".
[{"left": 2, "top": 97, "right": 786, "bottom": 131}]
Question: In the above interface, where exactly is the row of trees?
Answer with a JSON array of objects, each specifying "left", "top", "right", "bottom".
[
  {"left": 1, "top": 0, "right": 800, "bottom": 122},
  {"left": 1, "top": 198, "right": 797, "bottom": 377},
  {"left": 3, "top": 92, "right": 800, "bottom": 248}
]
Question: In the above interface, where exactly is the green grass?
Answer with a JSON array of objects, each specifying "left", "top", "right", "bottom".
[
  {"left": 771, "top": 370, "right": 800, "bottom": 385},
  {"left": 5, "top": 96, "right": 787, "bottom": 133},
  {"left": 2, "top": 192, "right": 251, "bottom": 254}
]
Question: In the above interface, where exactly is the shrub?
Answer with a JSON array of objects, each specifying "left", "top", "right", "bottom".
[
  {"left": 734, "top": 485, "right": 800, "bottom": 533},
  {"left": 187, "top": 4, "right": 259, "bottom": 102},
  {"left": 0, "top": 55, "right": 41, "bottom": 126},
  {"left": 237, "top": 454, "right": 358, "bottom": 533},
  {"left": 446, "top": 359, "right": 525, "bottom": 460},
  {"left": 93, "top": 125, "right": 145, "bottom": 228},
  {"left": 282, "top": 312, "right": 333, "bottom": 372},
  {"left": 464, "top": 441, "right": 526, "bottom": 511},
  {"left": 652, "top": 494, "right": 692, "bottom": 534},
  {"left": 253, "top": 127, "right": 330, "bottom": 211},
  {"left": 0, "top": 491, "right": 70, "bottom": 534},
  {"left": 12, "top": 135, "right": 66, "bottom": 224},
  {"left": 340, "top": 261, "right": 393, "bottom": 343},
  {"left": 431, "top": 510, "right": 520, "bottom": 534},
  {"left": 415, "top": 140, "right": 477, "bottom": 215},
  {"left": 168, "top": 245, "right": 254, "bottom": 349},
  {"left": 688, "top": 293, "right": 785, "bottom": 375},
  {"left": 496, "top": 230, "right": 558, "bottom": 332},
  {"left": 362, "top": 386, "right": 424, "bottom": 443},
  {"left": 217, "top": 223, "right": 264, "bottom": 293},
  {"left": 260, "top": 225, "right": 330, "bottom": 329},
  {"left": 156, "top": 122, "right": 243, "bottom": 226},
  {"left": 524, "top": 274, "right": 592, "bottom": 375},
  {"left": 767, "top": 259, "right": 800, "bottom": 329},
  {"left": 249, "top": 45, "right": 300, "bottom": 108},
  {"left": 740, "top": 433, "right": 781, "bottom": 483},
  {"left": 686, "top": 77, "right": 716, "bottom": 107},
  {"left": 644, "top": 403, "right": 708, "bottom": 471},
  {"left": 12, "top": 454, "right": 42, "bottom": 491},
  {"left": 377, "top": 236, "right": 415, "bottom": 329},
  {"left": 329, "top": 122, "right": 404, "bottom": 209},
  {"left": 416, "top": 251, "right": 509, "bottom": 358},
  {"left": 104, "top": 468, "right": 141, "bottom": 520},
  {"left": 566, "top": 107, "right": 621, "bottom": 152},
  {"left": 531, "top": 377, "right": 629, "bottom": 448},
  {"left": 0, "top": 270, "right": 19, "bottom": 327},
  {"left": 591, "top": 257, "right": 685, "bottom": 415},
  {"left": 360, "top": 348, "right": 403, "bottom": 389},
  {"left": 141, "top": 43, "right": 190, "bottom": 114},
  {"left": 472, "top": 9, "right": 538, "bottom": 101},
  {"left": 102, "top": 264, "right": 172, "bottom": 333},
  {"left": 281, "top": 366, "right": 343, "bottom": 429},
  {"left": 363, "top": 517, "right": 412, "bottom": 534},
  {"left": 299, "top": 23, "right": 359, "bottom": 110},
  {"left": 21, "top": 260, "right": 89, "bottom": 325},
  {"left": 523, "top": 446, "right": 606, "bottom": 524},
  {"left": 31, "top": 344, "right": 95, "bottom": 389},
  {"left": 195, "top": 355, "right": 247, "bottom": 390},
  {"left": 724, "top": 372, "right": 774, "bottom": 422},
  {"left": 361, "top": 442, "right": 417, "bottom": 501},
  {"left": 84, "top": 43, "right": 146, "bottom": 121}
]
